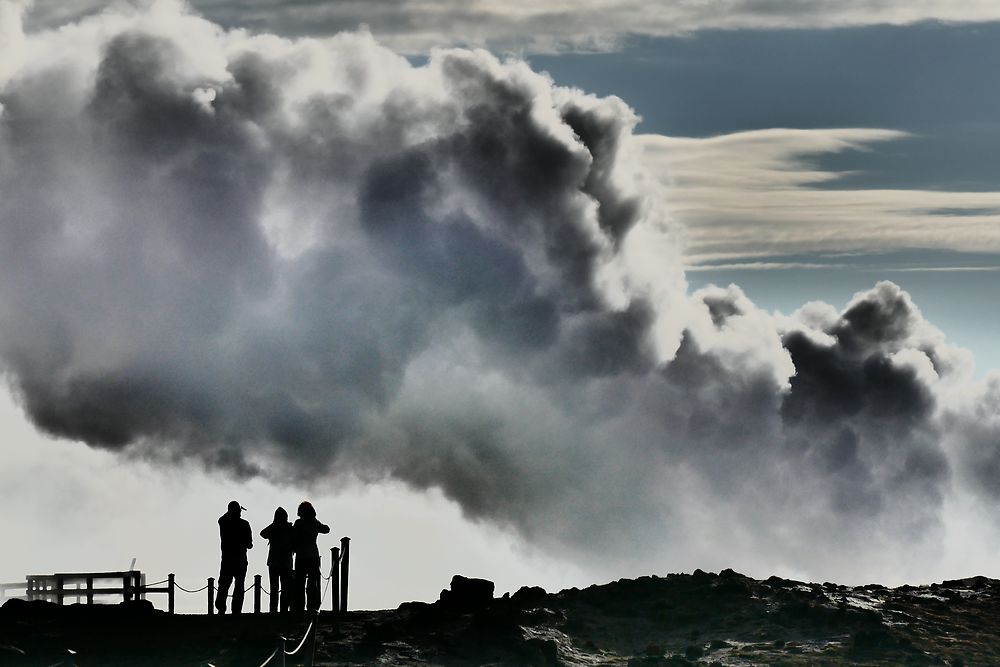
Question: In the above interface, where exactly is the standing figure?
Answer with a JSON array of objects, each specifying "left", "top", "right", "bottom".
[
  {"left": 292, "top": 501, "right": 330, "bottom": 612},
  {"left": 215, "top": 500, "right": 253, "bottom": 615},
  {"left": 260, "top": 507, "right": 295, "bottom": 612}
]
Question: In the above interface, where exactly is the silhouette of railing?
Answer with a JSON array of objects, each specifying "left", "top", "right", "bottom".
[
  {"left": 0, "top": 535, "right": 352, "bottom": 617},
  {"left": 10, "top": 571, "right": 176, "bottom": 611}
]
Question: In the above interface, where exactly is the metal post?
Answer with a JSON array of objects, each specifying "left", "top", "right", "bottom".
[
  {"left": 330, "top": 547, "right": 340, "bottom": 613},
  {"left": 87, "top": 577, "right": 94, "bottom": 605},
  {"left": 254, "top": 574, "right": 262, "bottom": 614},
  {"left": 277, "top": 635, "right": 287, "bottom": 667},
  {"left": 56, "top": 576, "right": 64, "bottom": 606},
  {"left": 168, "top": 574, "right": 175, "bottom": 614},
  {"left": 339, "top": 536, "right": 350, "bottom": 613},
  {"left": 122, "top": 574, "right": 130, "bottom": 603},
  {"left": 208, "top": 577, "right": 215, "bottom": 615}
]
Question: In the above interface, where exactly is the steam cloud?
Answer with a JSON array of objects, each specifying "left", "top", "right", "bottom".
[{"left": 1, "top": 0, "right": 998, "bottom": 577}]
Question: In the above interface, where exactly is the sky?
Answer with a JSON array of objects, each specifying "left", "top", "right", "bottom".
[{"left": 2, "top": 0, "right": 1000, "bottom": 613}]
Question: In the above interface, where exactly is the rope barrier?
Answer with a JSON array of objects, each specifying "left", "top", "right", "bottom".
[
  {"left": 255, "top": 643, "right": 282, "bottom": 667},
  {"left": 174, "top": 583, "right": 209, "bottom": 594},
  {"left": 145, "top": 579, "right": 169, "bottom": 587},
  {"left": 319, "top": 570, "right": 332, "bottom": 608},
  {"left": 284, "top": 620, "right": 315, "bottom": 656},
  {"left": 248, "top": 618, "right": 316, "bottom": 667}
]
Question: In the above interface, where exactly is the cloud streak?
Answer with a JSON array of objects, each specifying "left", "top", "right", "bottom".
[
  {"left": 18, "top": 0, "right": 1000, "bottom": 53},
  {"left": 642, "top": 129, "right": 1000, "bottom": 265}
]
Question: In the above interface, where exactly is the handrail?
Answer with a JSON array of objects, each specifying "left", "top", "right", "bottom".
[{"left": 2, "top": 533, "right": 350, "bottom": 618}]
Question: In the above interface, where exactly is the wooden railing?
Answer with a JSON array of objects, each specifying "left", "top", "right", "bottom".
[
  {"left": 20, "top": 571, "right": 176, "bottom": 612},
  {"left": 0, "top": 536, "right": 351, "bottom": 615}
]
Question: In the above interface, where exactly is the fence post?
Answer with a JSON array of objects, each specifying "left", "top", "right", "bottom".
[
  {"left": 168, "top": 574, "right": 175, "bottom": 614},
  {"left": 277, "top": 635, "right": 287, "bottom": 667},
  {"left": 254, "top": 574, "right": 262, "bottom": 614},
  {"left": 330, "top": 547, "right": 340, "bottom": 613},
  {"left": 339, "top": 536, "right": 350, "bottom": 613},
  {"left": 87, "top": 577, "right": 94, "bottom": 605},
  {"left": 56, "top": 576, "right": 64, "bottom": 606},
  {"left": 122, "top": 574, "right": 130, "bottom": 603},
  {"left": 207, "top": 577, "right": 215, "bottom": 615}
]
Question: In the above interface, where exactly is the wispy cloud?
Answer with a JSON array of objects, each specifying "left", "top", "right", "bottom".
[
  {"left": 18, "top": 0, "right": 1000, "bottom": 53},
  {"left": 641, "top": 129, "right": 1000, "bottom": 265},
  {"left": 686, "top": 261, "right": 852, "bottom": 271}
]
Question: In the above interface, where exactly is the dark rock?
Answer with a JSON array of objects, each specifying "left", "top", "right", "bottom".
[
  {"left": 438, "top": 575, "right": 495, "bottom": 612},
  {"left": 397, "top": 600, "right": 432, "bottom": 612},
  {"left": 521, "top": 638, "right": 559, "bottom": 666},
  {"left": 850, "top": 625, "right": 913, "bottom": 655},
  {"left": 684, "top": 644, "right": 704, "bottom": 659},
  {"left": 512, "top": 585, "right": 548, "bottom": 608}
]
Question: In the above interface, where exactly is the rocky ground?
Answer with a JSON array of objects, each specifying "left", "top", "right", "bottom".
[{"left": 3, "top": 569, "right": 1000, "bottom": 666}]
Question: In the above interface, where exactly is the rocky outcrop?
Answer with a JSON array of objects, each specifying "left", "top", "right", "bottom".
[
  {"left": 437, "top": 574, "right": 495, "bottom": 612},
  {"left": 5, "top": 571, "right": 1000, "bottom": 665}
]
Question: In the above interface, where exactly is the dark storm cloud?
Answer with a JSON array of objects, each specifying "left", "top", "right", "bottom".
[{"left": 2, "top": 3, "right": 997, "bottom": 575}]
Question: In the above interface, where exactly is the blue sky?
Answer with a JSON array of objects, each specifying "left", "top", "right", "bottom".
[{"left": 531, "top": 23, "right": 1000, "bottom": 371}]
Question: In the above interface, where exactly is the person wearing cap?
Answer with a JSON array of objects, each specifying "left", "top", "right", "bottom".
[
  {"left": 292, "top": 501, "right": 329, "bottom": 612},
  {"left": 215, "top": 500, "right": 253, "bottom": 615}
]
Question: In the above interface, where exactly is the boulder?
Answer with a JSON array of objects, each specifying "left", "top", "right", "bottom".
[{"left": 439, "top": 575, "right": 495, "bottom": 611}]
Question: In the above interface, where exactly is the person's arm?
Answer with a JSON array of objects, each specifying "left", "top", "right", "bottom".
[
  {"left": 316, "top": 519, "right": 330, "bottom": 534},
  {"left": 245, "top": 522, "right": 253, "bottom": 550},
  {"left": 261, "top": 524, "right": 272, "bottom": 539}
]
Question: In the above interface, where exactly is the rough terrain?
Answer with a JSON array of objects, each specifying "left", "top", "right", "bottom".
[{"left": 3, "top": 570, "right": 1000, "bottom": 665}]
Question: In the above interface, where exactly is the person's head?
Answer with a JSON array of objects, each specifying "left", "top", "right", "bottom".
[
  {"left": 227, "top": 500, "right": 243, "bottom": 516},
  {"left": 297, "top": 501, "right": 316, "bottom": 519},
  {"left": 274, "top": 507, "right": 287, "bottom": 522}
]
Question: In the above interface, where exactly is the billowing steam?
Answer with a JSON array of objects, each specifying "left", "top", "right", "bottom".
[{"left": 1, "top": 0, "right": 998, "bottom": 576}]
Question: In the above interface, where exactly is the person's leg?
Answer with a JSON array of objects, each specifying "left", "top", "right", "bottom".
[
  {"left": 215, "top": 564, "right": 232, "bottom": 614},
  {"left": 231, "top": 561, "right": 247, "bottom": 614},
  {"left": 268, "top": 567, "right": 280, "bottom": 613},
  {"left": 279, "top": 569, "right": 294, "bottom": 611},
  {"left": 306, "top": 558, "right": 321, "bottom": 611},
  {"left": 292, "top": 560, "right": 306, "bottom": 612}
]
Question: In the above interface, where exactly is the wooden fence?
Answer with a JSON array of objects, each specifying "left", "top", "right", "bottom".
[{"left": 0, "top": 535, "right": 351, "bottom": 615}]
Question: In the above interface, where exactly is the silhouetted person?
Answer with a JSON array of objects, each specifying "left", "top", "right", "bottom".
[
  {"left": 260, "top": 506, "right": 295, "bottom": 612},
  {"left": 215, "top": 500, "right": 252, "bottom": 615},
  {"left": 292, "top": 501, "right": 329, "bottom": 612}
]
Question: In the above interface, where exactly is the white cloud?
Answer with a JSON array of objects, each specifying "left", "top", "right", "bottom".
[
  {"left": 5, "top": 1, "right": 1000, "bottom": 601},
  {"left": 16, "top": 0, "right": 1000, "bottom": 53}
]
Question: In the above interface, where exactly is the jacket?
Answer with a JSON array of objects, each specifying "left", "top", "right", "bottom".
[
  {"left": 293, "top": 516, "right": 330, "bottom": 560},
  {"left": 260, "top": 520, "right": 294, "bottom": 569},
  {"left": 219, "top": 512, "right": 253, "bottom": 564}
]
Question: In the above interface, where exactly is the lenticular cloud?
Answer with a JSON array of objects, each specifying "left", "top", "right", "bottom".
[{"left": 1, "top": 0, "right": 998, "bottom": 580}]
